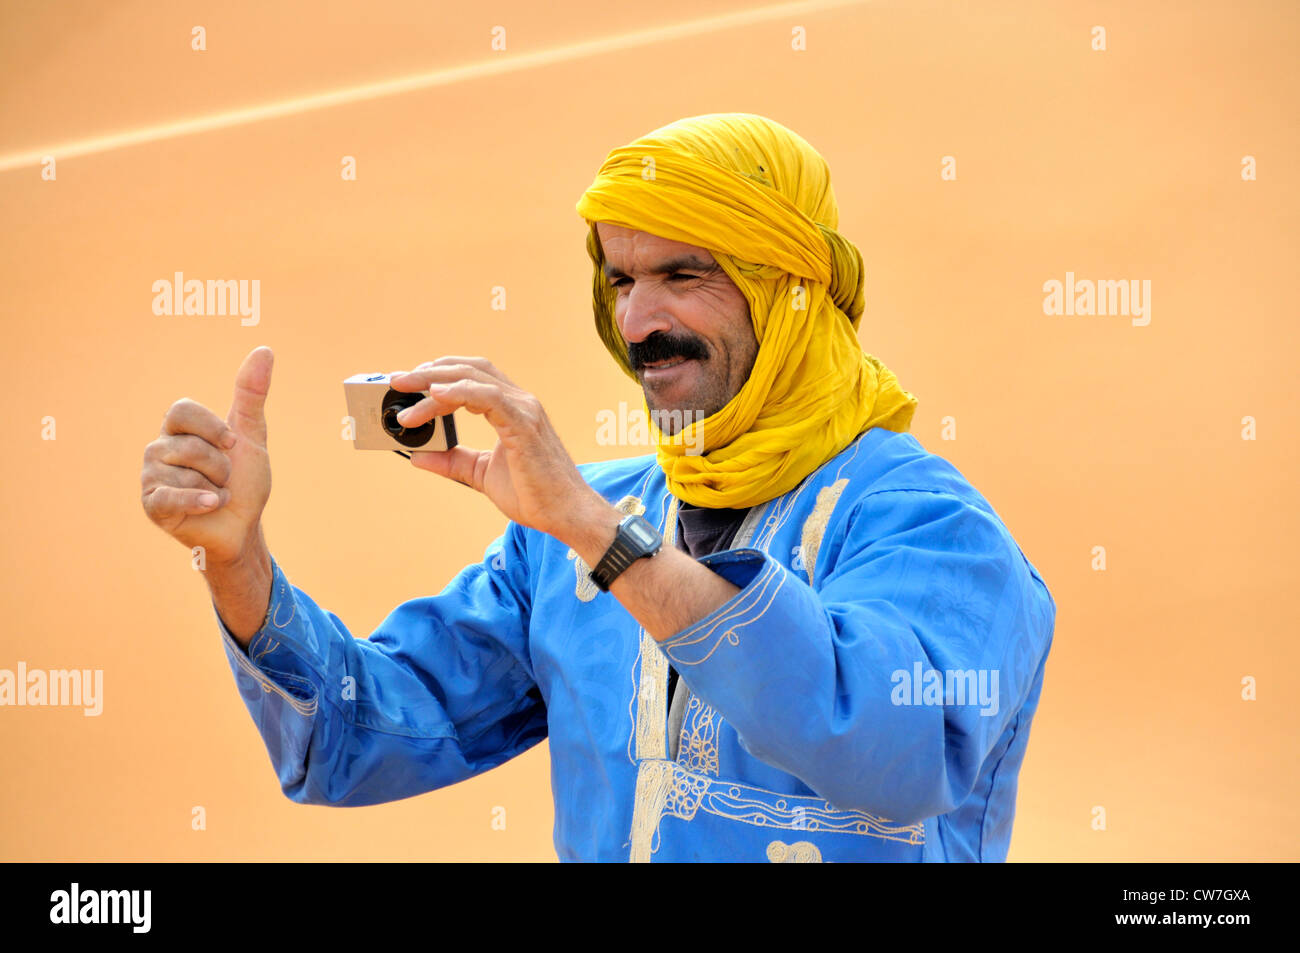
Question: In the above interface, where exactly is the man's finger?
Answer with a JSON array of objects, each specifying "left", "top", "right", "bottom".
[
  {"left": 413, "top": 356, "right": 514, "bottom": 386},
  {"left": 392, "top": 390, "right": 459, "bottom": 428},
  {"left": 141, "top": 484, "right": 229, "bottom": 522},
  {"left": 162, "top": 399, "right": 235, "bottom": 448},
  {"left": 389, "top": 363, "right": 503, "bottom": 395},
  {"left": 409, "top": 445, "right": 488, "bottom": 490},
  {"left": 424, "top": 380, "right": 540, "bottom": 439},
  {"left": 154, "top": 434, "right": 233, "bottom": 487},
  {"left": 227, "top": 346, "right": 274, "bottom": 446},
  {"left": 149, "top": 462, "right": 227, "bottom": 495},
  {"left": 390, "top": 365, "right": 509, "bottom": 427},
  {"left": 391, "top": 357, "right": 514, "bottom": 391}
]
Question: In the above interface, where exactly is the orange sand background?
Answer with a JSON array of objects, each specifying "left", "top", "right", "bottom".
[{"left": 1, "top": 0, "right": 1296, "bottom": 860}]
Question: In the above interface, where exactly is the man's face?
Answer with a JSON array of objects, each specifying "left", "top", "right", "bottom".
[{"left": 597, "top": 222, "right": 757, "bottom": 435}]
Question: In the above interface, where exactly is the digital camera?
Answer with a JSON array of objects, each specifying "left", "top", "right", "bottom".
[{"left": 343, "top": 373, "right": 458, "bottom": 452}]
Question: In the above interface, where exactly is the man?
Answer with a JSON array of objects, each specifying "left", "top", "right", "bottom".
[{"left": 140, "top": 113, "right": 1055, "bottom": 862}]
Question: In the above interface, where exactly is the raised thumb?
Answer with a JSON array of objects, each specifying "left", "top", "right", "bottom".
[{"left": 227, "top": 346, "right": 274, "bottom": 445}]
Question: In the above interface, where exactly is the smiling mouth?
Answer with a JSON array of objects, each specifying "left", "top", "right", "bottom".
[{"left": 641, "top": 357, "right": 689, "bottom": 370}]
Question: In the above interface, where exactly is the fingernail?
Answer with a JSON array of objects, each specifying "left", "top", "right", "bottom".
[
  {"left": 198, "top": 492, "right": 219, "bottom": 507},
  {"left": 221, "top": 430, "right": 237, "bottom": 449},
  {"left": 396, "top": 409, "right": 411, "bottom": 424}
]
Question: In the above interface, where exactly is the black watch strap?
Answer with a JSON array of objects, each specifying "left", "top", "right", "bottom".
[{"left": 590, "top": 515, "right": 663, "bottom": 592}]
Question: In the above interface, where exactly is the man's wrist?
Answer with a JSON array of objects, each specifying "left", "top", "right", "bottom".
[
  {"left": 560, "top": 491, "right": 625, "bottom": 568},
  {"left": 207, "top": 523, "right": 270, "bottom": 576},
  {"left": 206, "top": 527, "right": 274, "bottom": 648}
]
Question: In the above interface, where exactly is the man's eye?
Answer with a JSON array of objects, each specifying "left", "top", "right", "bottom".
[{"left": 610, "top": 273, "right": 699, "bottom": 289}]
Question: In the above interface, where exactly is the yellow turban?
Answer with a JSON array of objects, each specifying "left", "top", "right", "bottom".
[{"left": 575, "top": 113, "right": 917, "bottom": 509}]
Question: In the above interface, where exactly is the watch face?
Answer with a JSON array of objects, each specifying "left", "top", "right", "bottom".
[{"left": 626, "top": 518, "right": 660, "bottom": 548}]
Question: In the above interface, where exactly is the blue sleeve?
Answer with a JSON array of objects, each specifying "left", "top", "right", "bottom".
[
  {"left": 215, "top": 521, "right": 546, "bottom": 807},
  {"left": 656, "top": 489, "right": 1055, "bottom": 826}
]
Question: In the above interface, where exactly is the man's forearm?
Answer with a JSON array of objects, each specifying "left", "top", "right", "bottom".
[
  {"left": 206, "top": 525, "right": 273, "bottom": 650},
  {"left": 563, "top": 492, "right": 741, "bottom": 642}
]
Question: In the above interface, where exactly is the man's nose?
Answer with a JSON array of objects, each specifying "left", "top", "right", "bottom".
[{"left": 618, "top": 283, "right": 674, "bottom": 345}]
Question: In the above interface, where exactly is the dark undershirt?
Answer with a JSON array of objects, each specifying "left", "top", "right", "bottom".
[
  {"left": 676, "top": 501, "right": 751, "bottom": 560},
  {"left": 666, "top": 500, "right": 751, "bottom": 708}
]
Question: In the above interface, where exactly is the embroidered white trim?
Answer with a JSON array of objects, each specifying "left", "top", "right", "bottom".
[
  {"left": 800, "top": 477, "right": 849, "bottom": 588},
  {"left": 632, "top": 496, "right": 676, "bottom": 762},
  {"left": 629, "top": 759, "right": 676, "bottom": 862},
  {"left": 766, "top": 840, "right": 823, "bottom": 863},
  {"left": 630, "top": 760, "right": 925, "bottom": 861}
]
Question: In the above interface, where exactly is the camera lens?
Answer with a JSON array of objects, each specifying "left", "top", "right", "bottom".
[
  {"left": 380, "top": 388, "right": 438, "bottom": 448},
  {"left": 381, "top": 406, "right": 405, "bottom": 436}
]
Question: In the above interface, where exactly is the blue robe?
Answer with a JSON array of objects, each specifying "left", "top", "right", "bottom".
[{"left": 217, "top": 427, "right": 1056, "bottom": 862}]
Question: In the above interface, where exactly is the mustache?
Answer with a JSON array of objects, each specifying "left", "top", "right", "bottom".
[{"left": 627, "top": 331, "right": 708, "bottom": 369}]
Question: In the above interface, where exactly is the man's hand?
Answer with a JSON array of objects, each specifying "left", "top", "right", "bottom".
[
  {"left": 393, "top": 355, "right": 741, "bottom": 644},
  {"left": 141, "top": 346, "right": 274, "bottom": 565},
  {"left": 388, "top": 357, "right": 605, "bottom": 545},
  {"left": 140, "top": 347, "right": 275, "bottom": 646}
]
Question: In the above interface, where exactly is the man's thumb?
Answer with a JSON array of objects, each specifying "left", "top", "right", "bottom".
[{"left": 227, "top": 346, "right": 274, "bottom": 444}]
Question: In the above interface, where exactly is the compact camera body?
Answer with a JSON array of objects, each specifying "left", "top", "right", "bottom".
[{"left": 343, "top": 373, "right": 458, "bottom": 452}]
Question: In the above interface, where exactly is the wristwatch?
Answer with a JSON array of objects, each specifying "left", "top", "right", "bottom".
[{"left": 590, "top": 514, "right": 663, "bottom": 591}]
